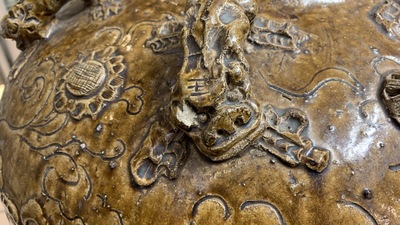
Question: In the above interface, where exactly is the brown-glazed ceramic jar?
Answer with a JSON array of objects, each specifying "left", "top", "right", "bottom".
[{"left": 1, "top": 0, "right": 400, "bottom": 224}]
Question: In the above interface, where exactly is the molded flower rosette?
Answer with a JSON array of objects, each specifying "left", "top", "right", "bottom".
[{"left": 54, "top": 46, "right": 125, "bottom": 120}]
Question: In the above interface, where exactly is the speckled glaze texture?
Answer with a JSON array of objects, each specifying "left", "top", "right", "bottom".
[{"left": 1, "top": 0, "right": 400, "bottom": 224}]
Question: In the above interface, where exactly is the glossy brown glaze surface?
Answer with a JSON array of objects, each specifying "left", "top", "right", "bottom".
[{"left": 1, "top": 0, "right": 400, "bottom": 224}]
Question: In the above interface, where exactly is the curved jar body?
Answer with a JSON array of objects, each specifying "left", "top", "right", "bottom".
[{"left": 1, "top": 0, "right": 400, "bottom": 224}]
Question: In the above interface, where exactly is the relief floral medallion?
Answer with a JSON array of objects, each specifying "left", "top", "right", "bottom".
[{"left": 54, "top": 46, "right": 126, "bottom": 120}]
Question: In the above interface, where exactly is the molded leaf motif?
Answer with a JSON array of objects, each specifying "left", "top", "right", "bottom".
[
  {"left": 374, "top": 0, "right": 400, "bottom": 40},
  {"left": 382, "top": 73, "right": 400, "bottom": 125},
  {"left": 146, "top": 19, "right": 184, "bottom": 53},
  {"left": 130, "top": 120, "right": 188, "bottom": 187},
  {"left": 257, "top": 105, "right": 330, "bottom": 172},
  {"left": 91, "top": 0, "right": 123, "bottom": 21},
  {"left": 250, "top": 17, "right": 310, "bottom": 51}
]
